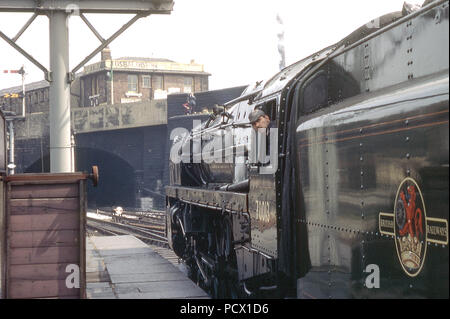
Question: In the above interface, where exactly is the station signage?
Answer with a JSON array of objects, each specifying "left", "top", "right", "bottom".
[{"left": 83, "top": 60, "right": 204, "bottom": 75}]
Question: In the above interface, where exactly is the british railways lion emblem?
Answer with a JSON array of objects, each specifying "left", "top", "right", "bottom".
[
  {"left": 379, "top": 177, "right": 448, "bottom": 277},
  {"left": 394, "top": 178, "right": 427, "bottom": 277}
]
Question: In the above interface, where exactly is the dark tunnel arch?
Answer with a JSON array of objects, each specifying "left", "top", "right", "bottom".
[
  {"left": 25, "top": 148, "right": 137, "bottom": 209},
  {"left": 76, "top": 147, "right": 136, "bottom": 209}
]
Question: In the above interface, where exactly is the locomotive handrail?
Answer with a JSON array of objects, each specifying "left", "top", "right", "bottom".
[
  {"left": 223, "top": 89, "right": 263, "bottom": 108},
  {"left": 188, "top": 121, "right": 239, "bottom": 140}
]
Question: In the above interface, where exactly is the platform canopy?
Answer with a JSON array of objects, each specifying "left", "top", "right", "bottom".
[{"left": 0, "top": 0, "right": 174, "bottom": 14}]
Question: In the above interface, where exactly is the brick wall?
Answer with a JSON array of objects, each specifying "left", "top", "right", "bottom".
[
  {"left": 81, "top": 73, "right": 108, "bottom": 106},
  {"left": 81, "top": 71, "right": 210, "bottom": 105}
]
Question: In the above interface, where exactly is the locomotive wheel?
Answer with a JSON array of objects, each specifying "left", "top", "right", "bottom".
[
  {"left": 172, "top": 233, "right": 185, "bottom": 258},
  {"left": 215, "top": 215, "right": 233, "bottom": 260},
  {"left": 197, "top": 268, "right": 207, "bottom": 289},
  {"left": 223, "top": 216, "right": 233, "bottom": 260},
  {"left": 215, "top": 224, "right": 225, "bottom": 257},
  {"left": 186, "top": 260, "right": 198, "bottom": 282},
  {"left": 212, "top": 276, "right": 226, "bottom": 299},
  {"left": 225, "top": 276, "right": 241, "bottom": 299},
  {"left": 229, "top": 283, "right": 240, "bottom": 299}
]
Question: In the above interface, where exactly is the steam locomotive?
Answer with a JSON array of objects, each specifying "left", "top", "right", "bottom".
[{"left": 166, "top": 0, "right": 449, "bottom": 298}]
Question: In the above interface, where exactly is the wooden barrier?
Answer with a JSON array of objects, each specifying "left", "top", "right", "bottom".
[{"left": 1, "top": 170, "right": 97, "bottom": 299}]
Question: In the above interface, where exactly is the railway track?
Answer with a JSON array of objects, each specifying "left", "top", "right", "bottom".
[
  {"left": 86, "top": 223, "right": 123, "bottom": 236},
  {"left": 90, "top": 209, "right": 165, "bottom": 228},
  {"left": 87, "top": 216, "right": 168, "bottom": 246}
]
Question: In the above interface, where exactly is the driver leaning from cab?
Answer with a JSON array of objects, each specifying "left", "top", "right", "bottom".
[
  {"left": 248, "top": 109, "right": 271, "bottom": 130},
  {"left": 248, "top": 109, "right": 274, "bottom": 167}
]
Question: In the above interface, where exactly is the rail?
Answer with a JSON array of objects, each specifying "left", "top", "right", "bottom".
[{"left": 86, "top": 208, "right": 168, "bottom": 247}]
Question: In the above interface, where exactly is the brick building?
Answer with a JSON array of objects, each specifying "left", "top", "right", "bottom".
[
  {"left": 0, "top": 79, "right": 80, "bottom": 115},
  {"left": 0, "top": 48, "right": 209, "bottom": 113},
  {"left": 78, "top": 48, "right": 210, "bottom": 107}
]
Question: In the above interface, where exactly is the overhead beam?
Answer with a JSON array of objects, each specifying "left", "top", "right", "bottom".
[
  {"left": 71, "top": 13, "right": 146, "bottom": 74},
  {"left": 12, "top": 12, "right": 38, "bottom": 42},
  {"left": 0, "top": 0, "right": 174, "bottom": 14},
  {"left": 79, "top": 13, "right": 106, "bottom": 44}
]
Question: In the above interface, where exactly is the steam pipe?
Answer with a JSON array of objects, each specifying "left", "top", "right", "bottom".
[{"left": 219, "top": 179, "right": 249, "bottom": 192}]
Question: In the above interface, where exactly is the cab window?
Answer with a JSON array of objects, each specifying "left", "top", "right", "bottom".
[{"left": 255, "top": 99, "right": 277, "bottom": 122}]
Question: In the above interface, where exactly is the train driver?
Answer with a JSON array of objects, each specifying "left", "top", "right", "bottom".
[
  {"left": 248, "top": 109, "right": 275, "bottom": 168},
  {"left": 248, "top": 109, "right": 271, "bottom": 130}
]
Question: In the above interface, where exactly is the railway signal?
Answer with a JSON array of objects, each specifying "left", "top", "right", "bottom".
[
  {"left": 2, "top": 66, "right": 25, "bottom": 75},
  {"left": 2, "top": 65, "right": 26, "bottom": 175},
  {"left": 1, "top": 65, "right": 26, "bottom": 117}
]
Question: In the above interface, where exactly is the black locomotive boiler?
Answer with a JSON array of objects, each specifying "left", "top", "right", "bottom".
[{"left": 166, "top": 0, "right": 449, "bottom": 298}]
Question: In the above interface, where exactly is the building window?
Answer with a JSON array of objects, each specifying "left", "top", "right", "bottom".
[
  {"left": 201, "top": 76, "right": 208, "bottom": 91},
  {"left": 142, "top": 75, "right": 151, "bottom": 88},
  {"left": 128, "top": 74, "right": 138, "bottom": 92},
  {"left": 153, "top": 75, "right": 163, "bottom": 90},
  {"left": 184, "top": 77, "right": 193, "bottom": 93},
  {"left": 91, "top": 76, "right": 99, "bottom": 95}
]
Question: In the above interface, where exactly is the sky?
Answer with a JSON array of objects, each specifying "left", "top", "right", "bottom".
[{"left": 0, "top": 0, "right": 413, "bottom": 91}]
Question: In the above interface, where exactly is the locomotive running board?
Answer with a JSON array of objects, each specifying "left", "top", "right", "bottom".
[{"left": 166, "top": 186, "right": 248, "bottom": 213}]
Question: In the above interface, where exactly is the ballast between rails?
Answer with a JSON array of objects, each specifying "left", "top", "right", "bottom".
[
  {"left": 96, "top": 207, "right": 166, "bottom": 218},
  {"left": 86, "top": 215, "right": 168, "bottom": 247},
  {"left": 94, "top": 208, "right": 166, "bottom": 226}
]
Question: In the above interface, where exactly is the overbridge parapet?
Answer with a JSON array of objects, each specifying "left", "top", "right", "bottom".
[
  {"left": 72, "top": 100, "right": 167, "bottom": 134},
  {"left": 12, "top": 100, "right": 167, "bottom": 140}
]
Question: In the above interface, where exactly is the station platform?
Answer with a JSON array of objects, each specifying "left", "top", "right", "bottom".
[{"left": 86, "top": 235, "right": 209, "bottom": 299}]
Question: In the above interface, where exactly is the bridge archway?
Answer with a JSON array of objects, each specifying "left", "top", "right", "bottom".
[
  {"left": 24, "top": 148, "right": 136, "bottom": 209},
  {"left": 76, "top": 147, "right": 136, "bottom": 208}
]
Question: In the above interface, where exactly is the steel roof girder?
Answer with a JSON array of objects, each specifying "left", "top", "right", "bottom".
[{"left": 0, "top": 0, "right": 174, "bottom": 14}]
